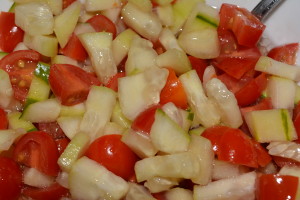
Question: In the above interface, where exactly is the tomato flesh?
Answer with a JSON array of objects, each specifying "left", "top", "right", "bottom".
[
  {"left": 0, "top": 157, "right": 22, "bottom": 200},
  {"left": 258, "top": 174, "right": 299, "bottom": 200},
  {"left": 188, "top": 56, "right": 208, "bottom": 82},
  {"left": 60, "top": 33, "right": 88, "bottom": 62},
  {"left": 36, "top": 122, "right": 66, "bottom": 140},
  {"left": 160, "top": 68, "right": 188, "bottom": 109},
  {"left": 268, "top": 43, "right": 299, "bottom": 65},
  {"left": 85, "top": 134, "right": 139, "bottom": 180},
  {"left": 87, "top": 15, "right": 117, "bottom": 39},
  {"left": 0, "top": 108, "right": 8, "bottom": 130},
  {"left": 0, "top": 12, "right": 24, "bottom": 53},
  {"left": 105, "top": 72, "right": 125, "bottom": 92},
  {"left": 49, "top": 64, "right": 101, "bottom": 106},
  {"left": 13, "top": 131, "right": 60, "bottom": 176},
  {"left": 22, "top": 183, "right": 69, "bottom": 200}
]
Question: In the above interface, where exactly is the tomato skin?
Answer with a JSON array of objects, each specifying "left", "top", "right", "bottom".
[
  {"left": 202, "top": 126, "right": 271, "bottom": 168},
  {"left": 0, "top": 50, "right": 41, "bottom": 102},
  {"left": 268, "top": 43, "right": 299, "bottom": 65},
  {"left": 60, "top": 33, "right": 88, "bottom": 62},
  {"left": 293, "top": 113, "right": 300, "bottom": 143},
  {"left": 258, "top": 174, "right": 298, "bottom": 200},
  {"left": 240, "top": 97, "right": 273, "bottom": 117},
  {"left": 87, "top": 15, "right": 117, "bottom": 38},
  {"left": 63, "top": 0, "right": 76, "bottom": 9},
  {"left": 105, "top": 72, "right": 125, "bottom": 92},
  {"left": 235, "top": 73, "right": 268, "bottom": 106},
  {"left": 131, "top": 104, "right": 162, "bottom": 135},
  {"left": 0, "top": 12, "right": 24, "bottom": 53},
  {"left": 188, "top": 56, "right": 208, "bottom": 81},
  {"left": 36, "top": 122, "right": 66, "bottom": 140},
  {"left": 213, "top": 47, "right": 261, "bottom": 79},
  {"left": 49, "top": 64, "right": 101, "bottom": 106},
  {"left": 13, "top": 131, "right": 60, "bottom": 176},
  {"left": 0, "top": 157, "right": 22, "bottom": 200},
  {"left": 160, "top": 68, "right": 188, "bottom": 109},
  {"left": 22, "top": 183, "right": 69, "bottom": 200},
  {"left": 0, "top": 108, "right": 8, "bottom": 130},
  {"left": 85, "top": 134, "right": 139, "bottom": 180}
]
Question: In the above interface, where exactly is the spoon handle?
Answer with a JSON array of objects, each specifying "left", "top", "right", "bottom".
[{"left": 251, "top": 0, "right": 285, "bottom": 21}]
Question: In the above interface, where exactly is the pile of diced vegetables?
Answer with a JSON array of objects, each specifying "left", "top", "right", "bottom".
[{"left": 0, "top": 0, "right": 300, "bottom": 199}]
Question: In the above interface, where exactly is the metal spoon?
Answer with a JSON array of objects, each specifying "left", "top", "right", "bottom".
[{"left": 251, "top": 0, "right": 285, "bottom": 21}]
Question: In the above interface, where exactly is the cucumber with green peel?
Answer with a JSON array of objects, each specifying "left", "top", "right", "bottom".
[
  {"left": 156, "top": 49, "right": 192, "bottom": 75},
  {"left": 8, "top": 112, "right": 37, "bottom": 132},
  {"left": 122, "top": 128, "right": 158, "bottom": 158},
  {"left": 266, "top": 76, "right": 296, "bottom": 109},
  {"left": 112, "top": 29, "right": 139, "bottom": 67},
  {"left": 189, "top": 126, "right": 205, "bottom": 136},
  {"left": 58, "top": 132, "right": 90, "bottom": 172},
  {"left": 54, "top": 1, "right": 81, "bottom": 48},
  {"left": 59, "top": 103, "right": 85, "bottom": 117},
  {"left": 79, "top": 32, "right": 117, "bottom": 84},
  {"left": 8, "top": 3, "right": 17, "bottom": 12},
  {"left": 111, "top": 101, "right": 132, "bottom": 129},
  {"left": 134, "top": 152, "right": 200, "bottom": 182},
  {"left": 245, "top": 109, "right": 298, "bottom": 142},
  {"left": 57, "top": 116, "right": 82, "bottom": 139},
  {"left": 79, "top": 86, "right": 117, "bottom": 140},
  {"left": 255, "top": 56, "right": 300, "bottom": 81},
  {"left": 51, "top": 55, "right": 79, "bottom": 66},
  {"left": 0, "top": 129, "right": 23, "bottom": 152},
  {"left": 179, "top": 70, "right": 221, "bottom": 127},
  {"left": 21, "top": 98, "right": 61, "bottom": 123},
  {"left": 0, "top": 52, "right": 8, "bottom": 59},
  {"left": 69, "top": 156, "right": 129, "bottom": 200},
  {"left": 0, "top": 69, "right": 13, "bottom": 108}
]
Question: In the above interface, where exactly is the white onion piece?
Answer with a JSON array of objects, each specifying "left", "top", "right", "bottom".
[
  {"left": 267, "top": 141, "right": 300, "bottom": 162},
  {"left": 23, "top": 168, "right": 55, "bottom": 188}
]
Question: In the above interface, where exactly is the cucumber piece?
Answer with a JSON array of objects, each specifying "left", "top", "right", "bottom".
[
  {"left": 0, "top": 129, "right": 23, "bottom": 152},
  {"left": 79, "top": 32, "right": 117, "bottom": 84},
  {"left": 165, "top": 188, "right": 193, "bottom": 200},
  {"left": 158, "top": 28, "right": 183, "bottom": 51},
  {"left": 54, "top": 1, "right": 81, "bottom": 48},
  {"left": 47, "top": 0, "right": 63, "bottom": 15},
  {"left": 51, "top": 55, "right": 79, "bottom": 66},
  {"left": 266, "top": 76, "right": 296, "bottom": 109},
  {"left": 189, "top": 126, "right": 205, "bottom": 136},
  {"left": 79, "top": 86, "right": 117, "bottom": 140},
  {"left": 194, "top": 172, "right": 257, "bottom": 200},
  {"left": 0, "top": 52, "right": 8, "bottom": 59},
  {"left": 24, "top": 75, "right": 50, "bottom": 109},
  {"left": 255, "top": 56, "right": 300, "bottom": 81},
  {"left": 69, "top": 156, "right": 129, "bottom": 200},
  {"left": 156, "top": 4, "right": 174, "bottom": 26},
  {"left": 58, "top": 132, "right": 90, "bottom": 172},
  {"left": 118, "top": 67, "right": 168, "bottom": 120},
  {"left": 135, "top": 152, "right": 200, "bottom": 182},
  {"left": 21, "top": 98, "right": 61, "bottom": 123},
  {"left": 188, "top": 134, "right": 213, "bottom": 185},
  {"left": 125, "top": 37, "right": 158, "bottom": 75},
  {"left": 112, "top": 29, "right": 139, "bottom": 66},
  {"left": 245, "top": 109, "right": 298, "bottom": 142},
  {"left": 15, "top": 2, "right": 54, "bottom": 36},
  {"left": 57, "top": 116, "right": 82, "bottom": 139},
  {"left": 34, "top": 62, "right": 50, "bottom": 83},
  {"left": 179, "top": 70, "right": 220, "bottom": 127},
  {"left": 144, "top": 177, "right": 179, "bottom": 193},
  {"left": 178, "top": 28, "right": 220, "bottom": 59},
  {"left": 59, "top": 103, "right": 85, "bottom": 117},
  {"left": 150, "top": 109, "right": 190, "bottom": 154},
  {"left": 121, "top": 2, "right": 162, "bottom": 41},
  {"left": 128, "top": 0, "right": 152, "bottom": 12},
  {"left": 170, "top": 0, "right": 204, "bottom": 34},
  {"left": 8, "top": 112, "right": 37, "bottom": 132},
  {"left": 24, "top": 33, "right": 58, "bottom": 57},
  {"left": 103, "top": 122, "right": 125, "bottom": 136},
  {"left": 0, "top": 69, "right": 13, "bottom": 108},
  {"left": 205, "top": 78, "right": 243, "bottom": 128},
  {"left": 85, "top": 0, "right": 120, "bottom": 12},
  {"left": 111, "top": 101, "right": 132, "bottom": 129},
  {"left": 8, "top": 3, "right": 16, "bottom": 12},
  {"left": 156, "top": 49, "right": 192, "bottom": 75},
  {"left": 122, "top": 129, "right": 158, "bottom": 158},
  {"left": 126, "top": 182, "right": 156, "bottom": 200}
]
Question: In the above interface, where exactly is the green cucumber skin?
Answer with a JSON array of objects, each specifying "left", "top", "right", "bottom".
[
  {"left": 35, "top": 62, "right": 50, "bottom": 83},
  {"left": 196, "top": 14, "right": 218, "bottom": 28},
  {"left": 281, "top": 109, "right": 290, "bottom": 141}
]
